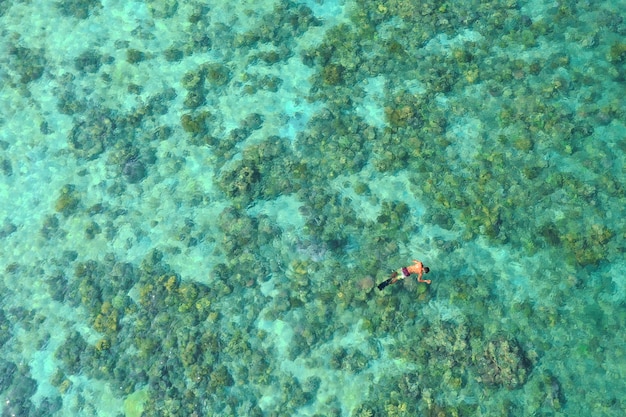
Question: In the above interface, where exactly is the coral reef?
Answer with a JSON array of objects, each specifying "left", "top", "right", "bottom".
[
  {"left": 2, "top": 0, "right": 625, "bottom": 415},
  {"left": 474, "top": 335, "right": 531, "bottom": 390},
  {"left": 56, "top": 0, "right": 102, "bottom": 19},
  {"left": 55, "top": 184, "right": 81, "bottom": 216},
  {"left": 67, "top": 109, "right": 116, "bottom": 159},
  {"left": 74, "top": 50, "right": 103, "bottom": 73},
  {"left": 8, "top": 44, "right": 46, "bottom": 84}
]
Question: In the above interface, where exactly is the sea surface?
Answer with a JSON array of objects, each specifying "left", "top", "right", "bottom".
[{"left": 1, "top": 0, "right": 625, "bottom": 416}]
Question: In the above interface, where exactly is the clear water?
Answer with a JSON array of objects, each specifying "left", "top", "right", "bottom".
[{"left": 1, "top": 0, "right": 625, "bottom": 416}]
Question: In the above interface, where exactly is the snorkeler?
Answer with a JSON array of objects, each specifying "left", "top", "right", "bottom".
[{"left": 377, "top": 260, "right": 431, "bottom": 291}]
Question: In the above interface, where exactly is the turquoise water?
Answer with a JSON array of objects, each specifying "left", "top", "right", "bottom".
[{"left": 1, "top": 0, "right": 625, "bottom": 415}]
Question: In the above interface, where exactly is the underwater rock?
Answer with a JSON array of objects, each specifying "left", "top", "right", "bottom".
[
  {"left": 218, "top": 160, "right": 260, "bottom": 202},
  {"left": 74, "top": 50, "right": 103, "bottom": 73},
  {"left": 302, "top": 375, "right": 321, "bottom": 394},
  {"left": 5, "top": 371, "right": 37, "bottom": 405},
  {"left": 8, "top": 44, "right": 45, "bottom": 83},
  {"left": 126, "top": 48, "right": 146, "bottom": 64},
  {"left": 55, "top": 331, "right": 88, "bottom": 375},
  {"left": 0, "top": 359, "right": 17, "bottom": 392},
  {"left": 163, "top": 46, "right": 183, "bottom": 62},
  {"left": 56, "top": 0, "right": 102, "bottom": 19},
  {"left": 203, "top": 62, "right": 231, "bottom": 86},
  {"left": 208, "top": 365, "right": 234, "bottom": 390},
  {"left": 1, "top": 158, "right": 12, "bottom": 176},
  {"left": 122, "top": 157, "right": 147, "bottom": 184},
  {"left": 55, "top": 184, "right": 81, "bottom": 216},
  {"left": 146, "top": 0, "right": 178, "bottom": 18},
  {"left": 67, "top": 109, "right": 116, "bottom": 160},
  {"left": 0, "top": 219, "right": 17, "bottom": 238},
  {"left": 37, "top": 396, "right": 63, "bottom": 415}
]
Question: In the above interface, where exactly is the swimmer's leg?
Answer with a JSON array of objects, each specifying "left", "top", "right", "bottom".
[
  {"left": 377, "top": 271, "right": 398, "bottom": 291},
  {"left": 377, "top": 278, "right": 393, "bottom": 290}
]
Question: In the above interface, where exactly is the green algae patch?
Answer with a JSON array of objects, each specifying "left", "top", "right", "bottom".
[{"left": 124, "top": 388, "right": 149, "bottom": 417}]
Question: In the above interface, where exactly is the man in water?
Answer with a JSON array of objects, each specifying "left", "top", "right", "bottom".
[{"left": 377, "top": 260, "right": 431, "bottom": 291}]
